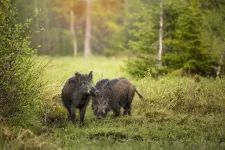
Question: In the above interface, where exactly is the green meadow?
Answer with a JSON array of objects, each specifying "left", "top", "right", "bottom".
[{"left": 1, "top": 56, "right": 225, "bottom": 150}]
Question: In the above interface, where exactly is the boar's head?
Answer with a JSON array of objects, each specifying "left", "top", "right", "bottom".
[
  {"left": 76, "top": 71, "right": 100, "bottom": 96},
  {"left": 93, "top": 97, "right": 109, "bottom": 119}
]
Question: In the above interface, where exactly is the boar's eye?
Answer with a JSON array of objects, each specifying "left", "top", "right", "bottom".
[
  {"left": 83, "top": 81, "right": 88, "bottom": 85},
  {"left": 103, "top": 101, "right": 107, "bottom": 105}
]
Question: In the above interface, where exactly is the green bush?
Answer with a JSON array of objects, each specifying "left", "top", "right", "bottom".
[{"left": 0, "top": 9, "right": 43, "bottom": 127}]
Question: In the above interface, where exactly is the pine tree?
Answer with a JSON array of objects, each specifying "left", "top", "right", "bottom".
[
  {"left": 124, "top": 0, "right": 159, "bottom": 77},
  {"left": 163, "top": 1, "right": 217, "bottom": 76}
]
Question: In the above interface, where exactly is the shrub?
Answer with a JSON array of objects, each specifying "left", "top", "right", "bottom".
[{"left": 0, "top": 9, "right": 43, "bottom": 127}]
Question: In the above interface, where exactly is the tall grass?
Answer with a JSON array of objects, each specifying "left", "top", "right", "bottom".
[{"left": 134, "top": 76, "right": 225, "bottom": 115}]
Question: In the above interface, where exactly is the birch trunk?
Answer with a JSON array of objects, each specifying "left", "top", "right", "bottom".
[
  {"left": 84, "top": 0, "right": 92, "bottom": 58},
  {"left": 70, "top": 10, "right": 78, "bottom": 56},
  {"left": 158, "top": 0, "right": 163, "bottom": 68},
  {"left": 34, "top": 0, "right": 39, "bottom": 31},
  {"left": 217, "top": 48, "right": 225, "bottom": 78},
  {"left": 45, "top": 4, "right": 50, "bottom": 54}
]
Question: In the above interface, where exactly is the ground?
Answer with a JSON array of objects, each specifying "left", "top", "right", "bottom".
[{"left": 1, "top": 56, "right": 225, "bottom": 150}]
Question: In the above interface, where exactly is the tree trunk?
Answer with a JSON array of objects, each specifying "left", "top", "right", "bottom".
[
  {"left": 217, "top": 48, "right": 225, "bottom": 78},
  {"left": 34, "top": 0, "right": 39, "bottom": 31},
  {"left": 158, "top": 0, "right": 163, "bottom": 68},
  {"left": 70, "top": 10, "right": 78, "bottom": 56},
  {"left": 84, "top": 0, "right": 92, "bottom": 58},
  {"left": 45, "top": 4, "right": 50, "bottom": 55}
]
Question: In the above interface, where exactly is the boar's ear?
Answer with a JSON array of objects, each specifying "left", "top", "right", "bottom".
[
  {"left": 75, "top": 72, "right": 82, "bottom": 80},
  {"left": 89, "top": 71, "right": 93, "bottom": 79},
  {"left": 75, "top": 72, "right": 81, "bottom": 76},
  {"left": 103, "top": 101, "right": 107, "bottom": 105}
]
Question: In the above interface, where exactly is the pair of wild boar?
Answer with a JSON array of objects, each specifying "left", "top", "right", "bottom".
[{"left": 61, "top": 71, "right": 143, "bottom": 124}]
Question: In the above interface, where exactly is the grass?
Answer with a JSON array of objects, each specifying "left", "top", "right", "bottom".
[{"left": 1, "top": 56, "right": 225, "bottom": 150}]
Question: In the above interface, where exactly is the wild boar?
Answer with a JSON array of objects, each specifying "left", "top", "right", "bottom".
[
  {"left": 61, "top": 71, "right": 99, "bottom": 124},
  {"left": 92, "top": 78, "right": 110, "bottom": 116},
  {"left": 92, "top": 78, "right": 143, "bottom": 118}
]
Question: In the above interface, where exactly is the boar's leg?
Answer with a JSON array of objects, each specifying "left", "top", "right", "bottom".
[
  {"left": 127, "top": 106, "right": 131, "bottom": 116},
  {"left": 122, "top": 106, "right": 128, "bottom": 116},
  {"left": 123, "top": 103, "right": 131, "bottom": 116},
  {"left": 127, "top": 92, "right": 134, "bottom": 116},
  {"left": 64, "top": 104, "right": 71, "bottom": 120},
  {"left": 79, "top": 107, "right": 86, "bottom": 124},
  {"left": 113, "top": 109, "right": 120, "bottom": 117},
  {"left": 122, "top": 109, "right": 128, "bottom": 116},
  {"left": 64, "top": 104, "right": 75, "bottom": 123},
  {"left": 127, "top": 102, "right": 132, "bottom": 116},
  {"left": 69, "top": 105, "right": 76, "bottom": 123}
]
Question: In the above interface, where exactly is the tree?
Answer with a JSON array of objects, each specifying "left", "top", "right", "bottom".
[
  {"left": 125, "top": 0, "right": 220, "bottom": 78},
  {"left": 158, "top": 0, "right": 163, "bottom": 68},
  {"left": 0, "top": 0, "right": 10, "bottom": 19},
  {"left": 200, "top": 0, "right": 225, "bottom": 77},
  {"left": 124, "top": 0, "right": 160, "bottom": 77},
  {"left": 91, "top": 0, "right": 126, "bottom": 56},
  {"left": 84, "top": 0, "right": 92, "bottom": 58},
  {"left": 44, "top": 0, "right": 84, "bottom": 56},
  {"left": 163, "top": 1, "right": 217, "bottom": 76},
  {"left": 11, "top": 0, "right": 127, "bottom": 56},
  {"left": 70, "top": 10, "right": 78, "bottom": 56}
]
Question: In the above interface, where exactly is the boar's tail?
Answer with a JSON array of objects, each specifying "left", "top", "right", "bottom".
[{"left": 135, "top": 88, "right": 143, "bottom": 99}]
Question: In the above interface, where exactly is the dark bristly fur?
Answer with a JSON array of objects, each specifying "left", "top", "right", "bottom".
[
  {"left": 96, "top": 78, "right": 110, "bottom": 90},
  {"left": 61, "top": 71, "right": 99, "bottom": 124},
  {"left": 92, "top": 77, "right": 143, "bottom": 118}
]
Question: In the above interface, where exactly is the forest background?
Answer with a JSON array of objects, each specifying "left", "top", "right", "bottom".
[{"left": 9, "top": 0, "right": 225, "bottom": 77}]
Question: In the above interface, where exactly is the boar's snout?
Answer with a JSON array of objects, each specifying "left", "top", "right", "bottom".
[
  {"left": 94, "top": 90, "right": 100, "bottom": 96},
  {"left": 97, "top": 115, "right": 104, "bottom": 119},
  {"left": 96, "top": 113, "right": 105, "bottom": 119},
  {"left": 91, "top": 87, "right": 100, "bottom": 96},
  {"left": 96, "top": 109, "right": 107, "bottom": 119}
]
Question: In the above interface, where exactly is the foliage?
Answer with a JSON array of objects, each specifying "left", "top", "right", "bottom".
[
  {"left": 163, "top": 1, "right": 218, "bottom": 76},
  {"left": 124, "top": 0, "right": 159, "bottom": 78},
  {"left": 91, "top": 0, "right": 126, "bottom": 56},
  {"left": 0, "top": 9, "right": 43, "bottom": 127},
  {"left": 8, "top": 0, "right": 225, "bottom": 77},
  {"left": 11, "top": 0, "right": 126, "bottom": 56},
  {"left": 0, "top": 0, "right": 10, "bottom": 19},
  {"left": 200, "top": 0, "right": 225, "bottom": 77},
  {"left": 125, "top": 0, "right": 224, "bottom": 78},
  {"left": 124, "top": 56, "right": 157, "bottom": 78}
]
